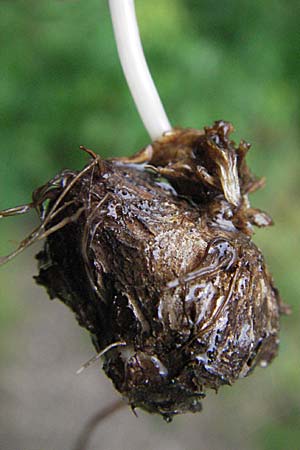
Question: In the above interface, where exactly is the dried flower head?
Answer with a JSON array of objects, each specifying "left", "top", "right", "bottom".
[{"left": 2, "top": 121, "right": 288, "bottom": 421}]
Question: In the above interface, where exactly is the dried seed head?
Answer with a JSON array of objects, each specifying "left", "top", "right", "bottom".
[{"left": 34, "top": 121, "right": 287, "bottom": 420}]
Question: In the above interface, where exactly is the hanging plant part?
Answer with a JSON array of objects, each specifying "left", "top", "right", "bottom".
[
  {"left": 0, "top": 121, "right": 289, "bottom": 421},
  {"left": 0, "top": 0, "right": 290, "bottom": 429}
]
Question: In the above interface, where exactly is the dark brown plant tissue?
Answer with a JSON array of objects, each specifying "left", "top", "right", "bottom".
[{"left": 2, "top": 121, "right": 289, "bottom": 421}]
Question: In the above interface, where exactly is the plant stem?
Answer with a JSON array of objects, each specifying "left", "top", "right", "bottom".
[
  {"left": 108, "top": 0, "right": 172, "bottom": 140},
  {"left": 73, "top": 399, "right": 125, "bottom": 450}
]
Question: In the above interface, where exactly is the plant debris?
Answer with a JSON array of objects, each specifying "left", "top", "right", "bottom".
[{"left": 0, "top": 121, "right": 289, "bottom": 421}]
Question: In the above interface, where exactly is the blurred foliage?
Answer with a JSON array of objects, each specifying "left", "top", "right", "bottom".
[{"left": 0, "top": 1, "right": 299, "bottom": 449}]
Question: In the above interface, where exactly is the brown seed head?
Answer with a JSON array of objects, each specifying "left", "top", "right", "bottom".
[{"left": 34, "top": 121, "right": 285, "bottom": 420}]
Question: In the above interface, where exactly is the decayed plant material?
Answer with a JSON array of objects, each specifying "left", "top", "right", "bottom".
[{"left": 0, "top": 121, "right": 289, "bottom": 421}]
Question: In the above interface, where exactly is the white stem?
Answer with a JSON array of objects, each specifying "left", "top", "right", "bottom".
[{"left": 108, "top": 0, "right": 172, "bottom": 141}]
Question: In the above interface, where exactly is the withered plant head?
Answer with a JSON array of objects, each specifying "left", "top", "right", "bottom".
[
  {"left": 33, "top": 121, "right": 288, "bottom": 419},
  {"left": 1, "top": 121, "right": 288, "bottom": 421}
]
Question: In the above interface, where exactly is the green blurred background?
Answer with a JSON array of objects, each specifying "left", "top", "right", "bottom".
[{"left": 0, "top": 1, "right": 299, "bottom": 449}]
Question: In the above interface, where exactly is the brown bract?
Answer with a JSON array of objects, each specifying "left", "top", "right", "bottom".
[{"left": 2, "top": 121, "right": 288, "bottom": 421}]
